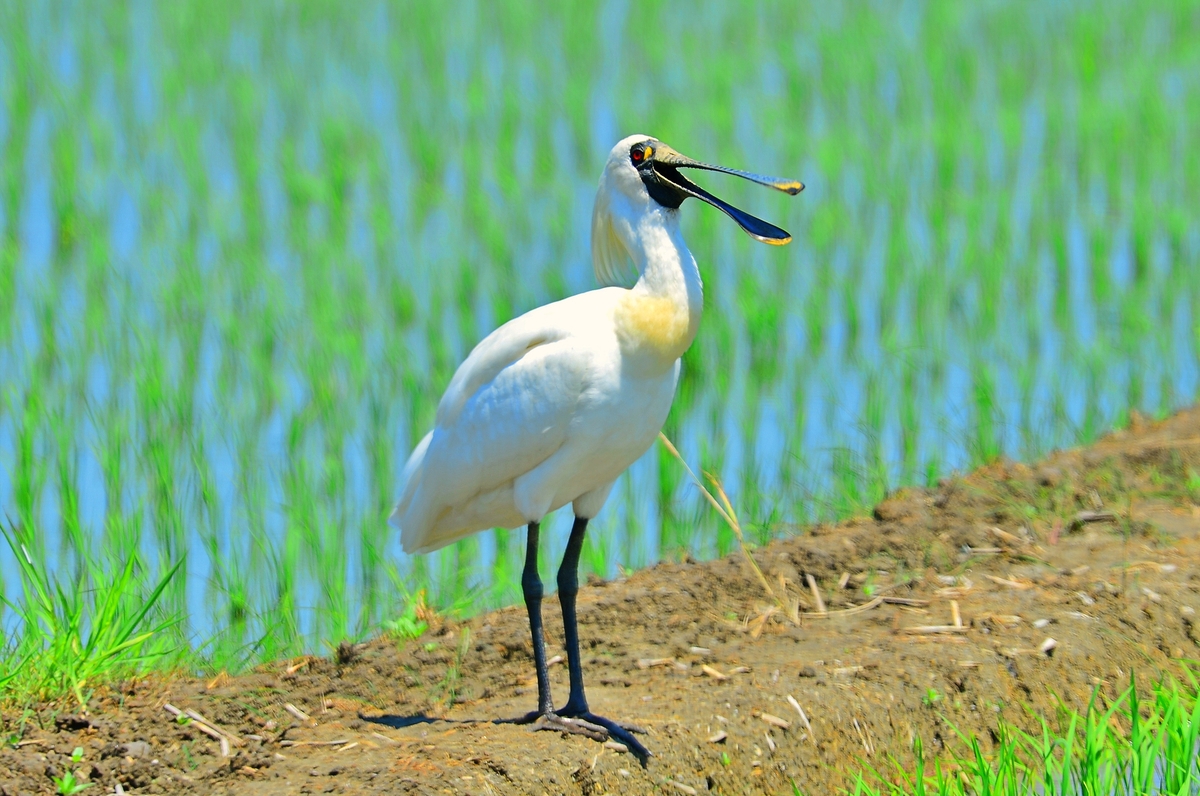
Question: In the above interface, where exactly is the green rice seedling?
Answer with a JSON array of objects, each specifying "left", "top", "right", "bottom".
[
  {"left": 898, "top": 362, "right": 921, "bottom": 486},
  {"left": 0, "top": 241, "right": 15, "bottom": 340},
  {"left": 970, "top": 361, "right": 1001, "bottom": 466},
  {"left": 862, "top": 371, "right": 890, "bottom": 506},
  {"left": 739, "top": 271, "right": 783, "bottom": 386},
  {"left": 50, "top": 411, "right": 85, "bottom": 574},
  {"left": 480, "top": 526, "right": 518, "bottom": 612},
  {"left": 188, "top": 435, "right": 242, "bottom": 666},
  {"left": 10, "top": 386, "right": 46, "bottom": 553},
  {"left": 829, "top": 447, "right": 868, "bottom": 521}
]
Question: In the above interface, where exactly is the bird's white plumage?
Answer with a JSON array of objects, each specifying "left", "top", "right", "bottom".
[{"left": 392, "top": 134, "right": 703, "bottom": 554}]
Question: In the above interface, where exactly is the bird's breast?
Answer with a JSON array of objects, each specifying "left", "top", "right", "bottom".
[{"left": 613, "top": 293, "right": 695, "bottom": 363}]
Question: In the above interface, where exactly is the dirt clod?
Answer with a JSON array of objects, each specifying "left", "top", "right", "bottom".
[{"left": 53, "top": 715, "right": 98, "bottom": 732}]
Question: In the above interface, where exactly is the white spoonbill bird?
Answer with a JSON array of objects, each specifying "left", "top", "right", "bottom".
[{"left": 391, "top": 135, "right": 802, "bottom": 760}]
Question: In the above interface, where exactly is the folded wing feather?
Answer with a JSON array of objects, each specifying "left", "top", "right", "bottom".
[{"left": 392, "top": 301, "right": 593, "bottom": 552}]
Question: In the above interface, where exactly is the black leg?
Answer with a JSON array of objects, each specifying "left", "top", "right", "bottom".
[
  {"left": 501, "top": 516, "right": 651, "bottom": 764},
  {"left": 556, "top": 517, "right": 589, "bottom": 715},
  {"left": 553, "top": 515, "right": 652, "bottom": 763},
  {"left": 521, "top": 521, "right": 553, "bottom": 715}
]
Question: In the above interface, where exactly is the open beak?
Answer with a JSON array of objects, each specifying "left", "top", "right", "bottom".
[{"left": 649, "top": 143, "right": 803, "bottom": 245}]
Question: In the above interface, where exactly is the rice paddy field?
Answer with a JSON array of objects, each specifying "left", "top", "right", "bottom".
[{"left": 1, "top": 0, "right": 1199, "bottom": 680}]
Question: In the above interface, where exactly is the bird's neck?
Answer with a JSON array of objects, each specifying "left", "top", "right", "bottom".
[
  {"left": 632, "top": 210, "right": 703, "bottom": 314},
  {"left": 613, "top": 208, "right": 703, "bottom": 364}
]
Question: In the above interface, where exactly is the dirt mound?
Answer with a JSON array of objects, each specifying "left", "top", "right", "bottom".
[{"left": 4, "top": 408, "right": 1200, "bottom": 795}]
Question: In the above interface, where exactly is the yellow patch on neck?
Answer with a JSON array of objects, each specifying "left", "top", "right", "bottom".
[{"left": 614, "top": 293, "right": 694, "bottom": 361}]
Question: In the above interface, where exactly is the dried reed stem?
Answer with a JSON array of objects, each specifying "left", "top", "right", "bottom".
[{"left": 659, "top": 433, "right": 781, "bottom": 610}]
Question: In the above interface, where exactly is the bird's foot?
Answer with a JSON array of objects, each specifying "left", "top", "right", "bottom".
[
  {"left": 531, "top": 712, "right": 610, "bottom": 742},
  {"left": 554, "top": 706, "right": 650, "bottom": 762},
  {"left": 502, "top": 709, "right": 651, "bottom": 762},
  {"left": 558, "top": 704, "right": 646, "bottom": 733}
]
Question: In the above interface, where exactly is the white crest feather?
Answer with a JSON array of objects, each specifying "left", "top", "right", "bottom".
[{"left": 590, "top": 188, "right": 638, "bottom": 288}]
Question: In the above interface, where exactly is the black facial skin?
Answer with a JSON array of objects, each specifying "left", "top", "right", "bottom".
[
  {"left": 627, "top": 139, "right": 801, "bottom": 244},
  {"left": 630, "top": 141, "right": 686, "bottom": 208}
]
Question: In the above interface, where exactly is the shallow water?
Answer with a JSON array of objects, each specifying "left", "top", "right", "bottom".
[{"left": 0, "top": 0, "right": 1197, "bottom": 657}]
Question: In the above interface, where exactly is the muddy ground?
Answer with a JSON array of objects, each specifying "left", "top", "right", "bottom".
[{"left": 5, "top": 408, "right": 1200, "bottom": 796}]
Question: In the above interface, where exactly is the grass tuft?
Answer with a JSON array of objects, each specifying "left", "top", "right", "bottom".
[
  {"left": 0, "top": 521, "right": 184, "bottom": 708},
  {"left": 849, "top": 672, "right": 1200, "bottom": 796}
]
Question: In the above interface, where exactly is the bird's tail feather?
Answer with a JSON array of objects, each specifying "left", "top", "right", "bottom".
[{"left": 389, "top": 430, "right": 435, "bottom": 551}]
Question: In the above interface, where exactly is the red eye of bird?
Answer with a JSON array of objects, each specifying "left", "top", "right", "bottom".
[{"left": 631, "top": 148, "right": 643, "bottom": 163}]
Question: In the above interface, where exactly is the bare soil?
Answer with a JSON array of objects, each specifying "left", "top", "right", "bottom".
[{"left": 5, "top": 408, "right": 1200, "bottom": 796}]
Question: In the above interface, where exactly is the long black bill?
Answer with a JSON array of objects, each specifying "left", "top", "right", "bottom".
[{"left": 651, "top": 144, "right": 803, "bottom": 245}]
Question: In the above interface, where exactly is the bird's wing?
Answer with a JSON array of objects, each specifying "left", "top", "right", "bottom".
[
  {"left": 423, "top": 336, "right": 587, "bottom": 510},
  {"left": 435, "top": 306, "right": 567, "bottom": 428},
  {"left": 396, "top": 294, "right": 615, "bottom": 549}
]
